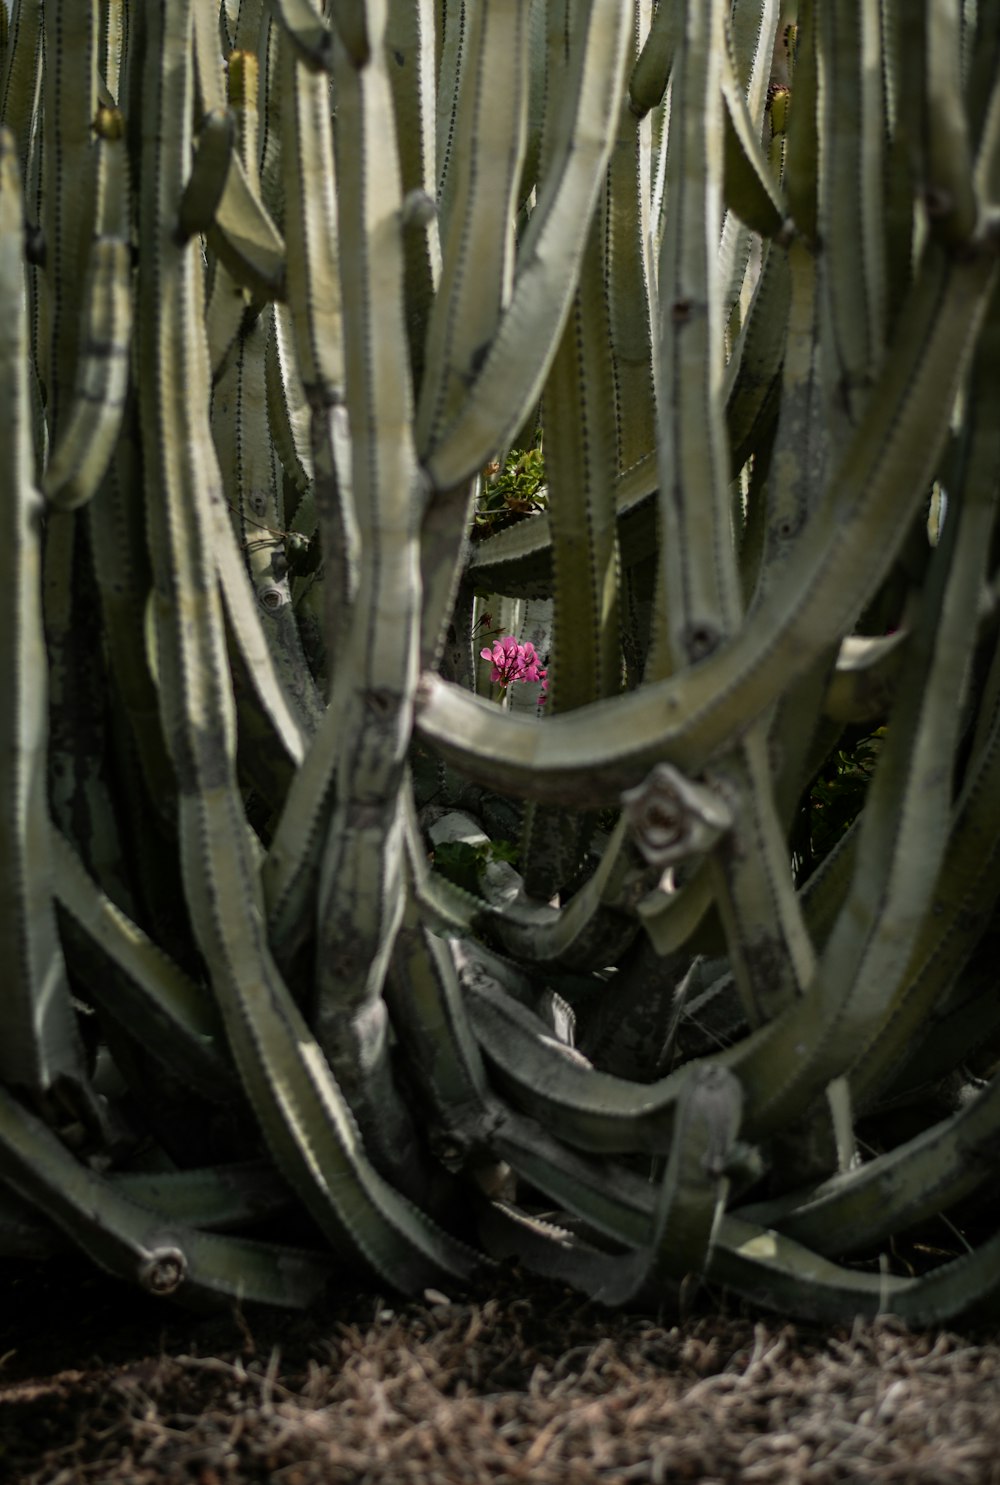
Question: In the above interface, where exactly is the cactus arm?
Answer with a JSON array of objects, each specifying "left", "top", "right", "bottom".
[
  {"left": 0, "top": 129, "right": 89, "bottom": 1098},
  {"left": 414, "top": 0, "right": 530, "bottom": 456},
  {"left": 704, "top": 729, "right": 816, "bottom": 1026},
  {"left": 267, "top": 0, "right": 331, "bottom": 71},
  {"left": 200, "top": 32, "right": 286, "bottom": 299},
  {"left": 628, "top": 0, "right": 680, "bottom": 118},
  {"left": 481, "top": 1065, "right": 740, "bottom": 1306},
  {"left": 1, "top": 1158, "right": 291, "bottom": 1253},
  {"left": 924, "top": 0, "right": 978, "bottom": 246},
  {"left": 42, "top": 240, "right": 131, "bottom": 502},
  {"left": 464, "top": 970, "right": 685, "bottom": 1154},
  {"left": 418, "top": 243, "right": 998, "bottom": 801},
  {"left": 423, "top": 0, "right": 630, "bottom": 489},
  {"left": 41, "top": 0, "right": 98, "bottom": 440},
  {"left": 43, "top": 108, "right": 132, "bottom": 512},
  {"left": 0, "top": 1, "right": 42, "bottom": 184},
  {"left": 385, "top": 903, "right": 494, "bottom": 1148},
  {"left": 137, "top": 0, "right": 480, "bottom": 1293},
  {"left": 302, "top": 5, "right": 432, "bottom": 1186},
  {"left": 973, "top": 47, "right": 1000, "bottom": 209},
  {"left": 708, "top": 1214, "right": 909, "bottom": 1322},
  {"left": 720, "top": 23, "right": 786, "bottom": 238},
  {"left": 731, "top": 424, "right": 995, "bottom": 1136},
  {"left": 817, "top": 0, "right": 886, "bottom": 432},
  {"left": 519, "top": 199, "right": 622, "bottom": 894},
  {"left": 385, "top": 0, "right": 439, "bottom": 391},
  {"left": 212, "top": 496, "right": 313, "bottom": 781},
  {"left": 205, "top": 117, "right": 254, "bottom": 374},
  {"left": 849, "top": 652, "right": 1000, "bottom": 1104},
  {"left": 205, "top": 149, "right": 287, "bottom": 299},
  {"left": 260, "top": 699, "right": 340, "bottom": 974},
  {"left": 210, "top": 303, "right": 325, "bottom": 743},
  {"left": 110, "top": 1162, "right": 293, "bottom": 1230},
  {"left": 738, "top": 1069, "right": 1000, "bottom": 1259},
  {"left": 606, "top": 3, "right": 657, "bottom": 478},
  {"left": 721, "top": 1211, "right": 1000, "bottom": 1326},
  {"left": 265, "top": 302, "right": 315, "bottom": 495},
  {"left": 413, "top": 0, "right": 531, "bottom": 667},
  {"left": 86, "top": 410, "right": 179, "bottom": 816},
  {"left": 724, "top": 240, "right": 790, "bottom": 473},
  {"left": 750, "top": 239, "right": 828, "bottom": 599},
  {"left": 492, "top": 1113, "right": 656, "bottom": 1247},
  {"left": 539, "top": 229, "right": 621, "bottom": 717},
  {"left": 177, "top": 107, "right": 235, "bottom": 240},
  {"left": 636, "top": 861, "right": 715, "bottom": 955},
  {"left": 0, "top": 1083, "right": 333, "bottom": 1307},
  {"left": 49, "top": 826, "right": 238, "bottom": 1104},
  {"left": 647, "top": 0, "right": 741, "bottom": 681},
  {"left": 280, "top": 34, "right": 359, "bottom": 659}
]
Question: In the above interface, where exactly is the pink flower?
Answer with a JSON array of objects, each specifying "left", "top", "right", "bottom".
[{"left": 481, "top": 635, "right": 547, "bottom": 701}]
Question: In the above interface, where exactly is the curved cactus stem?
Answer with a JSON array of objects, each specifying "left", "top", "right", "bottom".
[
  {"left": 0, "top": 1084, "right": 333, "bottom": 1308},
  {"left": 816, "top": 0, "right": 886, "bottom": 432},
  {"left": 922, "top": 0, "right": 978, "bottom": 247},
  {"left": 464, "top": 967, "right": 684, "bottom": 1155},
  {"left": 177, "top": 106, "right": 235, "bottom": 241},
  {"left": 628, "top": 0, "right": 680, "bottom": 117},
  {"left": 385, "top": 0, "right": 439, "bottom": 394},
  {"left": 414, "top": 0, "right": 530, "bottom": 457},
  {"left": 721, "top": 15, "right": 786, "bottom": 237},
  {"left": 606, "top": 4, "right": 658, "bottom": 479},
  {"left": 206, "top": 148, "right": 287, "bottom": 301},
  {"left": 703, "top": 727, "right": 816, "bottom": 1026},
  {"left": 264, "top": 301, "right": 315, "bottom": 495},
  {"left": 636, "top": 860, "right": 716, "bottom": 956},
  {"left": 43, "top": 109, "right": 132, "bottom": 511},
  {"left": 724, "top": 430, "right": 996, "bottom": 1136},
  {"left": 42, "top": 236, "right": 132, "bottom": 512},
  {"left": 302, "top": 2, "right": 433, "bottom": 1184},
  {"left": 647, "top": 0, "right": 740, "bottom": 684},
  {"left": 520, "top": 191, "right": 622, "bottom": 893},
  {"left": 423, "top": 0, "right": 630, "bottom": 489},
  {"left": 266, "top": 0, "right": 331, "bottom": 72},
  {"left": 0, "top": 128, "right": 90, "bottom": 1102},
  {"left": 211, "top": 301, "right": 325, "bottom": 745},
  {"left": 0, "top": 0, "right": 43, "bottom": 185},
  {"left": 41, "top": 0, "right": 98, "bottom": 441},
  {"left": 279, "top": 33, "right": 359, "bottom": 660},
  {"left": 725, "top": 239, "right": 790, "bottom": 474},
  {"left": 708, "top": 1213, "right": 911, "bottom": 1323},
  {"left": 135, "top": 0, "right": 484, "bottom": 1294},
  {"left": 418, "top": 243, "right": 998, "bottom": 802},
  {"left": 712, "top": 1212, "right": 1000, "bottom": 1328},
  {"left": 737, "top": 1067, "right": 1000, "bottom": 1259},
  {"left": 480, "top": 1064, "right": 741, "bottom": 1307},
  {"left": 49, "top": 826, "right": 238, "bottom": 1105}
]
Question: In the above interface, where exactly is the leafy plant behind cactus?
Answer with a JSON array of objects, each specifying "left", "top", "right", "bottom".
[{"left": 2, "top": 0, "right": 1000, "bottom": 1327}]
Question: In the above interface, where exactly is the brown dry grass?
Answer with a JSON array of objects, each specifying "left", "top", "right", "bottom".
[{"left": 3, "top": 1259, "right": 1000, "bottom": 1484}]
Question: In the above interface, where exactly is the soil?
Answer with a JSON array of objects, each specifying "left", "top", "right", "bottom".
[{"left": 3, "top": 1259, "right": 1000, "bottom": 1484}]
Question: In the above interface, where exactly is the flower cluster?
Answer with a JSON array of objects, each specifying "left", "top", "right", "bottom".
[{"left": 481, "top": 635, "right": 548, "bottom": 703}]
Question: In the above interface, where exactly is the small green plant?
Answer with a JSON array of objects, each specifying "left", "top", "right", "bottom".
[
  {"left": 432, "top": 838, "right": 520, "bottom": 895},
  {"left": 473, "top": 446, "right": 546, "bottom": 536}
]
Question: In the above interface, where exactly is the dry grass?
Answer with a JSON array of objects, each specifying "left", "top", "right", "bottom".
[{"left": 3, "top": 1260, "right": 1000, "bottom": 1484}]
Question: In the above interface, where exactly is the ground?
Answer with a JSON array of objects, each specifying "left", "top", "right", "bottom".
[{"left": 3, "top": 1258, "right": 1000, "bottom": 1484}]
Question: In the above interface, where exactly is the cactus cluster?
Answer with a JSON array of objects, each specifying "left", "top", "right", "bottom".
[{"left": 3, "top": 0, "right": 1000, "bottom": 1326}]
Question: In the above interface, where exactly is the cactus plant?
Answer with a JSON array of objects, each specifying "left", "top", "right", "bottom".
[{"left": 3, "top": 0, "right": 1000, "bottom": 1328}]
